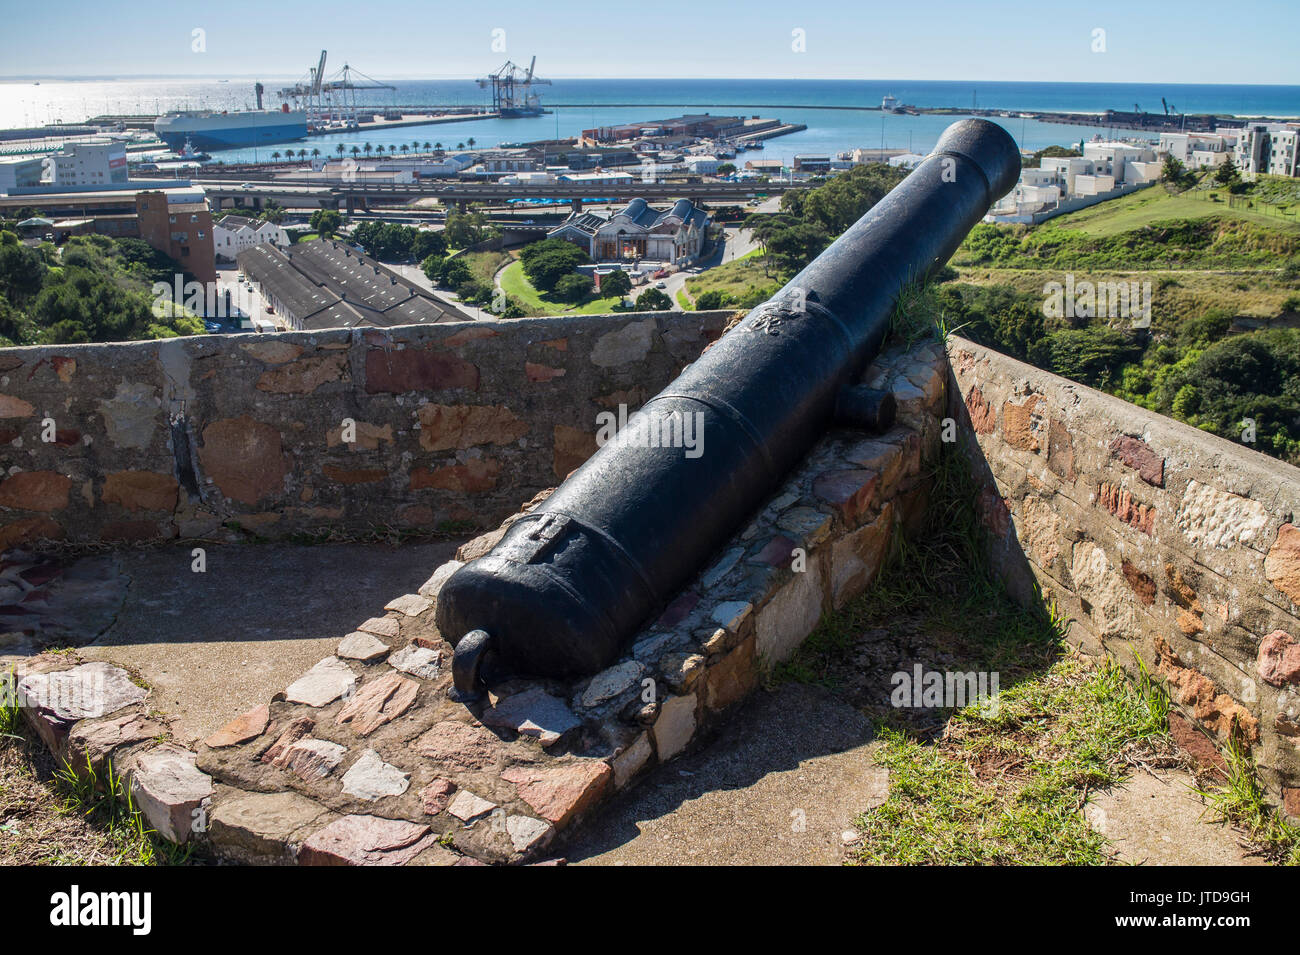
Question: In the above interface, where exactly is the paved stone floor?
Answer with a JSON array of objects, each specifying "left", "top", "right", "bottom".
[{"left": 67, "top": 541, "right": 462, "bottom": 746}]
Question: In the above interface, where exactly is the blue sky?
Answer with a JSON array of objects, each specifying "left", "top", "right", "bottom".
[{"left": 2, "top": 0, "right": 1297, "bottom": 83}]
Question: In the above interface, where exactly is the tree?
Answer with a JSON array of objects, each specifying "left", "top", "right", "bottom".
[
  {"left": 1214, "top": 155, "right": 1239, "bottom": 185},
  {"left": 554, "top": 273, "right": 594, "bottom": 302},
  {"left": 599, "top": 269, "right": 632, "bottom": 298},
  {"left": 271, "top": 151, "right": 281, "bottom": 162},
  {"left": 312, "top": 148, "right": 321, "bottom": 158},
  {"left": 695, "top": 289, "right": 733, "bottom": 310},
  {"left": 410, "top": 229, "right": 447, "bottom": 261},
  {"left": 336, "top": 144, "right": 345, "bottom": 157},
  {"left": 467, "top": 137, "right": 476, "bottom": 149},
  {"left": 363, "top": 143, "right": 373, "bottom": 156},
  {"left": 635, "top": 287, "right": 673, "bottom": 311},
  {"left": 520, "top": 239, "right": 590, "bottom": 292},
  {"left": 420, "top": 254, "right": 445, "bottom": 283},
  {"left": 1162, "top": 155, "right": 1188, "bottom": 186},
  {"left": 717, "top": 163, "right": 737, "bottom": 176},
  {"left": 309, "top": 209, "right": 341, "bottom": 238}
]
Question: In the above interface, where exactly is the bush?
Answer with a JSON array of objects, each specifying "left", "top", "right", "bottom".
[
  {"left": 635, "top": 287, "right": 673, "bottom": 311},
  {"left": 599, "top": 268, "right": 632, "bottom": 298},
  {"left": 553, "top": 273, "right": 594, "bottom": 303}
]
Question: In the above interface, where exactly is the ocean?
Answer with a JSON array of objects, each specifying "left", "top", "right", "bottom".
[{"left": 2, "top": 77, "right": 1297, "bottom": 163}]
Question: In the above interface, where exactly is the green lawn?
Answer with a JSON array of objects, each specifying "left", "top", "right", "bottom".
[
  {"left": 460, "top": 250, "right": 513, "bottom": 286},
  {"left": 1042, "top": 183, "right": 1300, "bottom": 238},
  {"left": 684, "top": 255, "right": 782, "bottom": 305},
  {"left": 498, "top": 260, "right": 627, "bottom": 316}
]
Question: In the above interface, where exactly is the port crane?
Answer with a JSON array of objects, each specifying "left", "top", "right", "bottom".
[
  {"left": 478, "top": 57, "right": 550, "bottom": 116},
  {"left": 278, "top": 51, "right": 396, "bottom": 129}
]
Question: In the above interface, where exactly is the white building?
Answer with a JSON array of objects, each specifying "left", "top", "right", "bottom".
[
  {"left": 1159, "top": 132, "right": 1235, "bottom": 170},
  {"left": 1080, "top": 142, "right": 1157, "bottom": 185},
  {"left": 1235, "top": 124, "right": 1300, "bottom": 178},
  {"left": 213, "top": 214, "right": 289, "bottom": 262},
  {"left": 549, "top": 198, "right": 710, "bottom": 266},
  {"left": 51, "top": 141, "right": 128, "bottom": 186},
  {"left": 685, "top": 155, "right": 721, "bottom": 175},
  {"left": 0, "top": 155, "right": 44, "bottom": 194}
]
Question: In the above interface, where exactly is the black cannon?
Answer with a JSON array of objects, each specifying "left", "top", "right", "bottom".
[{"left": 436, "top": 119, "right": 1021, "bottom": 698}]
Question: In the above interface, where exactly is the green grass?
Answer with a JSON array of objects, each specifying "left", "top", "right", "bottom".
[
  {"left": 856, "top": 650, "right": 1171, "bottom": 865},
  {"left": 460, "top": 249, "right": 513, "bottom": 286},
  {"left": 498, "top": 260, "right": 627, "bottom": 316},
  {"left": 675, "top": 289, "right": 694, "bottom": 311},
  {"left": 1199, "top": 734, "right": 1300, "bottom": 865},
  {"left": 52, "top": 755, "right": 193, "bottom": 865},
  {"left": 1, "top": 667, "right": 19, "bottom": 741},
  {"left": 683, "top": 255, "right": 782, "bottom": 306},
  {"left": 1042, "top": 182, "right": 1300, "bottom": 238}
]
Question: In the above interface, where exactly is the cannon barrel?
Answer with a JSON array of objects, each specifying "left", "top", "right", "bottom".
[{"left": 436, "top": 119, "right": 1021, "bottom": 695}]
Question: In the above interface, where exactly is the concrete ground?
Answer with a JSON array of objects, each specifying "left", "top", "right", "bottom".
[
  {"left": 71, "top": 540, "right": 461, "bottom": 746},
  {"left": 569, "top": 683, "right": 888, "bottom": 865}
]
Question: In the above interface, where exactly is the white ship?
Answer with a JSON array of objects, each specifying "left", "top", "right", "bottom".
[{"left": 154, "top": 107, "right": 308, "bottom": 151}]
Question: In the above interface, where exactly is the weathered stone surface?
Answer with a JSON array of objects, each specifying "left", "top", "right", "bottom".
[
  {"left": 365, "top": 347, "right": 479, "bottom": 394},
  {"left": 199, "top": 416, "right": 288, "bottom": 505},
  {"left": 416, "top": 403, "right": 528, "bottom": 451},
  {"left": 553, "top": 425, "right": 597, "bottom": 479},
  {"left": 0, "top": 517, "right": 63, "bottom": 550},
  {"left": 419, "top": 778, "right": 455, "bottom": 815},
  {"left": 256, "top": 353, "right": 347, "bottom": 394},
  {"left": 326, "top": 420, "right": 392, "bottom": 451},
  {"left": 711, "top": 600, "right": 753, "bottom": 633},
  {"left": 0, "top": 394, "right": 35, "bottom": 418},
  {"left": 755, "top": 562, "right": 823, "bottom": 666},
  {"left": 67, "top": 710, "right": 163, "bottom": 771},
  {"left": 590, "top": 319, "right": 655, "bottom": 367},
  {"left": 261, "top": 716, "right": 315, "bottom": 765},
  {"left": 813, "top": 469, "right": 880, "bottom": 526},
  {"left": 830, "top": 506, "right": 892, "bottom": 608},
  {"left": 1120, "top": 560, "right": 1156, "bottom": 605},
  {"left": 358, "top": 616, "right": 400, "bottom": 638},
  {"left": 1175, "top": 480, "right": 1268, "bottom": 550},
  {"left": 341, "top": 748, "right": 410, "bottom": 800},
  {"left": 1069, "top": 541, "right": 1136, "bottom": 640},
  {"left": 285, "top": 657, "right": 357, "bottom": 707},
  {"left": 447, "top": 789, "right": 497, "bottom": 822},
  {"left": 581, "top": 660, "right": 644, "bottom": 708},
  {"left": 525, "top": 362, "right": 566, "bottom": 383},
  {"left": 701, "top": 547, "right": 744, "bottom": 588},
  {"left": 1258, "top": 630, "right": 1300, "bottom": 687},
  {"left": 322, "top": 465, "right": 387, "bottom": 485},
  {"left": 1001, "top": 394, "right": 1045, "bottom": 452},
  {"left": 482, "top": 687, "right": 581, "bottom": 746},
  {"left": 274, "top": 738, "right": 347, "bottom": 781},
  {"left": 204, "top": 703, "right": 269, "bottom": 748},
  {"left": 388, "top": 644, "right": 441, "bottom": 680},
  {"left": 336, "top": 631, "right": 390, "bottom": 662},
  {"left": 336, "top": 671, "right": 420, "bottom": 736},
  {"left": 611, "top": 732, "right": 654, "bottom": 788},
  {"left": 976, "top": 485, "right": 1010, "bottom": 538},
  {"left": 0, "top": 471, "right": 71, "bottom": 512},
  {"left": 1155, "top": 638, "right": 1258, "bottom": 742},
  {"left": 240, "top": 340, "right": 304, "bottom": 364},
  {"left": 501, "top": 761, "right": 612, "bottom": 827},
  {"left": 1265, "top": 524, "right": 1300, "bottom": 605},
  {"left": 1109, "top": 435, "right": 1165, "bottom": 487},
  {"left": 209, "top": 790, "right": 333, "bottom": 863},
  {"left": 128, "top": 744, "right": 213, "bottom": 843},
  {"left": 1046, "top": 419, "right": 1076, "bottom": 480},
  {"left": 1019, "top": 496, "right": 1062, "bottom": 568},
  {"left": 652, "top": 693, "right": 697, "bottom": 762},
  {"left": 455, "top": 528, "right": 506, "bottom": 563},
  {"left": 660, "top": 652, "right": 706, "bottom": 693},
  {"left": 1168, "top": 712, "right": 1226, "bottom": 774},
  {"left": 385, "top": 593, "right": 432, "bottom": 616},
  {"left": 101, "top": 471, "right": 178, "bottom": 513},
  {"left": 706, "top": 636, "right": 757, "bottom": 711},
  {"left": 419, "top": 560, "right": 462, "bottom": 597},
  {"left": 95, "top": 381, "right": 157, "bottom": 449},
  {"left": 410, "top": 458, "right": 500, "bottom": 493},
  {"left": 18, "top": 662, "right": 147, "bottom": 726},
  {"left": 413, "top": 720, "right": 500, "bottom": 771},
  {"left": 775, "top": 506, "right": 834, "bottom": 548},
  {"left": 299, "top": 814, "right": 437, "bottom": 866},
  {"left": 1098, "top": 482, "right": 1155, "bottom": 535},
  {"left": 506, "top": 815, "right": 554, "bottom": 854}
]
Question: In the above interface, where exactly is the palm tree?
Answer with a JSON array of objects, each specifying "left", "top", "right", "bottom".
[
  {"left": 271, "top": 151, "right": 281, "bottom": 162},
  {"left": 363, "top": 143, "right": 373, "bottom": 155},
  {"left": 298, "top": 149, "right": 307, "bottom": 160},
  {"left": 336, "top": 144, "right": 345, "bottom": 157},
  {"left": 350, "top": 146, "right": 360, "bottom": 157},
  {"left": 376, "top": 144, "right": 386, "bottom": 154},
  {"left": 456, "top": 142, "right": 465, "bottom": 150},
  {"left": 311, "top": 148, "right": 321, "bottom": 158},
  {"left": 434, "top": 142, "right": 443, "bottom": 152},
  {"left": 467, "top": 137, "right": 476, "bottom": 149},
  {"left": 423, "top": 141, "right": 431, "bottom": 152}
]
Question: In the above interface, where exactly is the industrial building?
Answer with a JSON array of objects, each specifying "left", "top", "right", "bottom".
[
  {"left": 213, "top": 214, "right": 290, "bottom": 262},
  {"left": 51, "top": 140, "right": 129, "bottom": 186},
  {"left": 236, "top": 240, "right": 469, "bottom": 331},
  {"left": 548, "top": 198, "right": 709, "bottom": 266}
]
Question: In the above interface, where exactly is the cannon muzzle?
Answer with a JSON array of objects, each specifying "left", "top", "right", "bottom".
[{"left": 437, "top": 119, "right": 1021, "bottom": 694}]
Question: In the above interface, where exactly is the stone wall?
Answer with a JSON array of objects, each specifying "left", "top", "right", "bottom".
[
  {"left": 13, "top": 335, "right": 947, "bottom": 865},
  {"left": 947, "top": 336, "right": 1300, "bottom": 810},
  {"left": 0, "top": 311, "right": 732, "bottom": 550}
]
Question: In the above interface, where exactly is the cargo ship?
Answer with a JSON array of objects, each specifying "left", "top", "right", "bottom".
[{"left": 154, "top": 105, "right": 308, "bottom": 151}]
